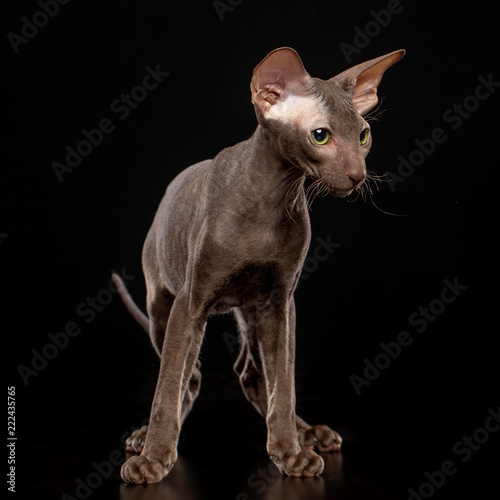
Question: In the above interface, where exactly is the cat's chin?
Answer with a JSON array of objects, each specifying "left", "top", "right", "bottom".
[{"left": 327, "top": 187, "right": 353, "bottom": 198}]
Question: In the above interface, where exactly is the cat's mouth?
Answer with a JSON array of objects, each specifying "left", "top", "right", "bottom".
[
  {"left": 306, "top": 171, "right": 362, "bottom": 198},
  {"left": 305, "top": 171, "right": 362, "bottom": 198}
]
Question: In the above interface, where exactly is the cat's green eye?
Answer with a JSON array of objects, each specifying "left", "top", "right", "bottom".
[
  {"left": 311, "top": 129, "right": 330, "bottom": 146},
  {"left": 360, "top": 128, "right": 370, "bottom": 146}
]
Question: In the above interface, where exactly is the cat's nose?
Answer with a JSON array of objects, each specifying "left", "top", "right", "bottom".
[{"left": 347, "top": 172, "right": 365, "bottom": 187}]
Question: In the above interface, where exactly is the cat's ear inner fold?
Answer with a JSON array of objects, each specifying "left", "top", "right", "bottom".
[
  {"left": 251, "top": 47, "right": 314, "bottom": 111},
  {"left": 332, "top": 49, "right": 405, "bottom": 116}
]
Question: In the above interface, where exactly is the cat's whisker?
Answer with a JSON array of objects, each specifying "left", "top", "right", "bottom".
[
  {"left": 285, "top": 173, "right": 306, "bottom": 221},
  {"left": 284, "top": 165, "right": 302, "bottom": 179},
  {"left": 368, "top": 179, "right": 381, "bottom": 193},
  {"left": 288, "top": 173, "right": 304, "bottom": 196},
  {"left": 305, "top": 177, "right": 321, "bottom": 195},
  {"left": 364, "top": 97, "right": 390, "bottom": 124},
  {"left": 354, "top": 174, "right": 405, "bottom": 216},
  {"left": 363, "top": 183, "right": 370, "bottom": 198},
  {"left": 366, "top": 173, "right": 385, "bottom": 181},
  {"left": 349, "top": 188, "right": 361, "bottom": 203},
  {"left": 365, "top": 171, "right": 389, "bottom": 195},
  {"left": 306, "top": 183, "right": 318, "bottom": 209},
  {"left": 316, "top": 181, "right": 328, "bottom": 199},
  {"left": 365, "top": 181, "right": 406, "bottom": 217},
  {"left": 310, "top": 189, "right": 322, "bottom": 207},
  {"left": 366, "top": 170, "right": 392, "bottom": 184},
  {"left": 305, "top": 178, "right": 319, "bottom": 198},
  {"left": 354, "top": 181, "right": 366, "bottom": 203},
  {"left": 306, "top": 177, "right": 326, "bottom": 209},
  {"left": 317, "top": 180, "right": 329, "bottom": 197}
]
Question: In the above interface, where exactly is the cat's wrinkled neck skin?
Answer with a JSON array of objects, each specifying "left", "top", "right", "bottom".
[{"left": 239, "top": 124, "right": 307, "bottom": 218}]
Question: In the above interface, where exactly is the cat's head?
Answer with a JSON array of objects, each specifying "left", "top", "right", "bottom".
[{"left": 251, "top": 47, "right": 405, "bottom": 197}]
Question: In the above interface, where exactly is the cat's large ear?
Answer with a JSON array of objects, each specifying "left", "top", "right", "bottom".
[
  {"left": 332, "top": 49, "right": 405, "bottom": 116},
  {"left": 251, "top": 47, "right": 315, "bottom": 113}
]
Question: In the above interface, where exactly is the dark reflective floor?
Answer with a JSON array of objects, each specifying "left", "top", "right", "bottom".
[
  {"left": 116, "top": 453, "right": 344, "bottom": 500},
  {"left": 34, "top": 432, "right": 495, "bottom": 500},
  {"left": 16, "top": 362, "right": 498, "bottom": 500}
]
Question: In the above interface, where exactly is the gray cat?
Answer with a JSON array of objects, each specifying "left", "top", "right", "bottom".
[{"left": 113, "top": 46, "right": 405, "bottom": 484}]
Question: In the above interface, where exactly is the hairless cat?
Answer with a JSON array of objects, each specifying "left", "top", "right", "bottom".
[{"left": 113, "top": 46, "right": 405, "bottom": 484}]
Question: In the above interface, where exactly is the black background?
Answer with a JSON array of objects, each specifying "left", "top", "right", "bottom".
[{"left": 2, "top": 1, "right": 498, "bottom": 499}]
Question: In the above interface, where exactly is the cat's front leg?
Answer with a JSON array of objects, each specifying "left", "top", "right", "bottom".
[
  {"left": 258, "top": 299, "right": 324, "bottom": 477},
  {"left": 120, "top": 293, "right": 206, "bottom": 484}
]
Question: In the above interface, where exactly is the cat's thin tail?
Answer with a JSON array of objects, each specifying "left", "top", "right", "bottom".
[{"left": 111, "top": 272, "right": 149, "bottom": 332}]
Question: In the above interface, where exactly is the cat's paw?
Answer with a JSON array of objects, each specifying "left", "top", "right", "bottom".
[
  {"left": 125, "top": 425, "right": 148, "bottom": 454},
  {"left": 120, "top": 453, "right": 175, "bottom": 484},
  {"left": 271, "top": 449, "right": 324, "bottom": 478},
  {"left": 298, "top": 425, "right": 342, "bottom": 452}
]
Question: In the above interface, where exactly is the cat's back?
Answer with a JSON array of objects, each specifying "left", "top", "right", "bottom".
[
  {"left": 145, "top": 158, "right": 212, "bottom": 243},
  {"left": 164, "top": 158, "right": 213, "bottom": 201}
]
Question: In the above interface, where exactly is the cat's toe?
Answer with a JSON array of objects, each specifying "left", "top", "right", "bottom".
[
  {"left": 125, "top": 425, "right": 148, "bottom": 454},
  {"left": 298, "top": 425, "right": 342, "bottom": 452},
  {"left": 274, "top": 449, "right": 324, "bottom": 477}
]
